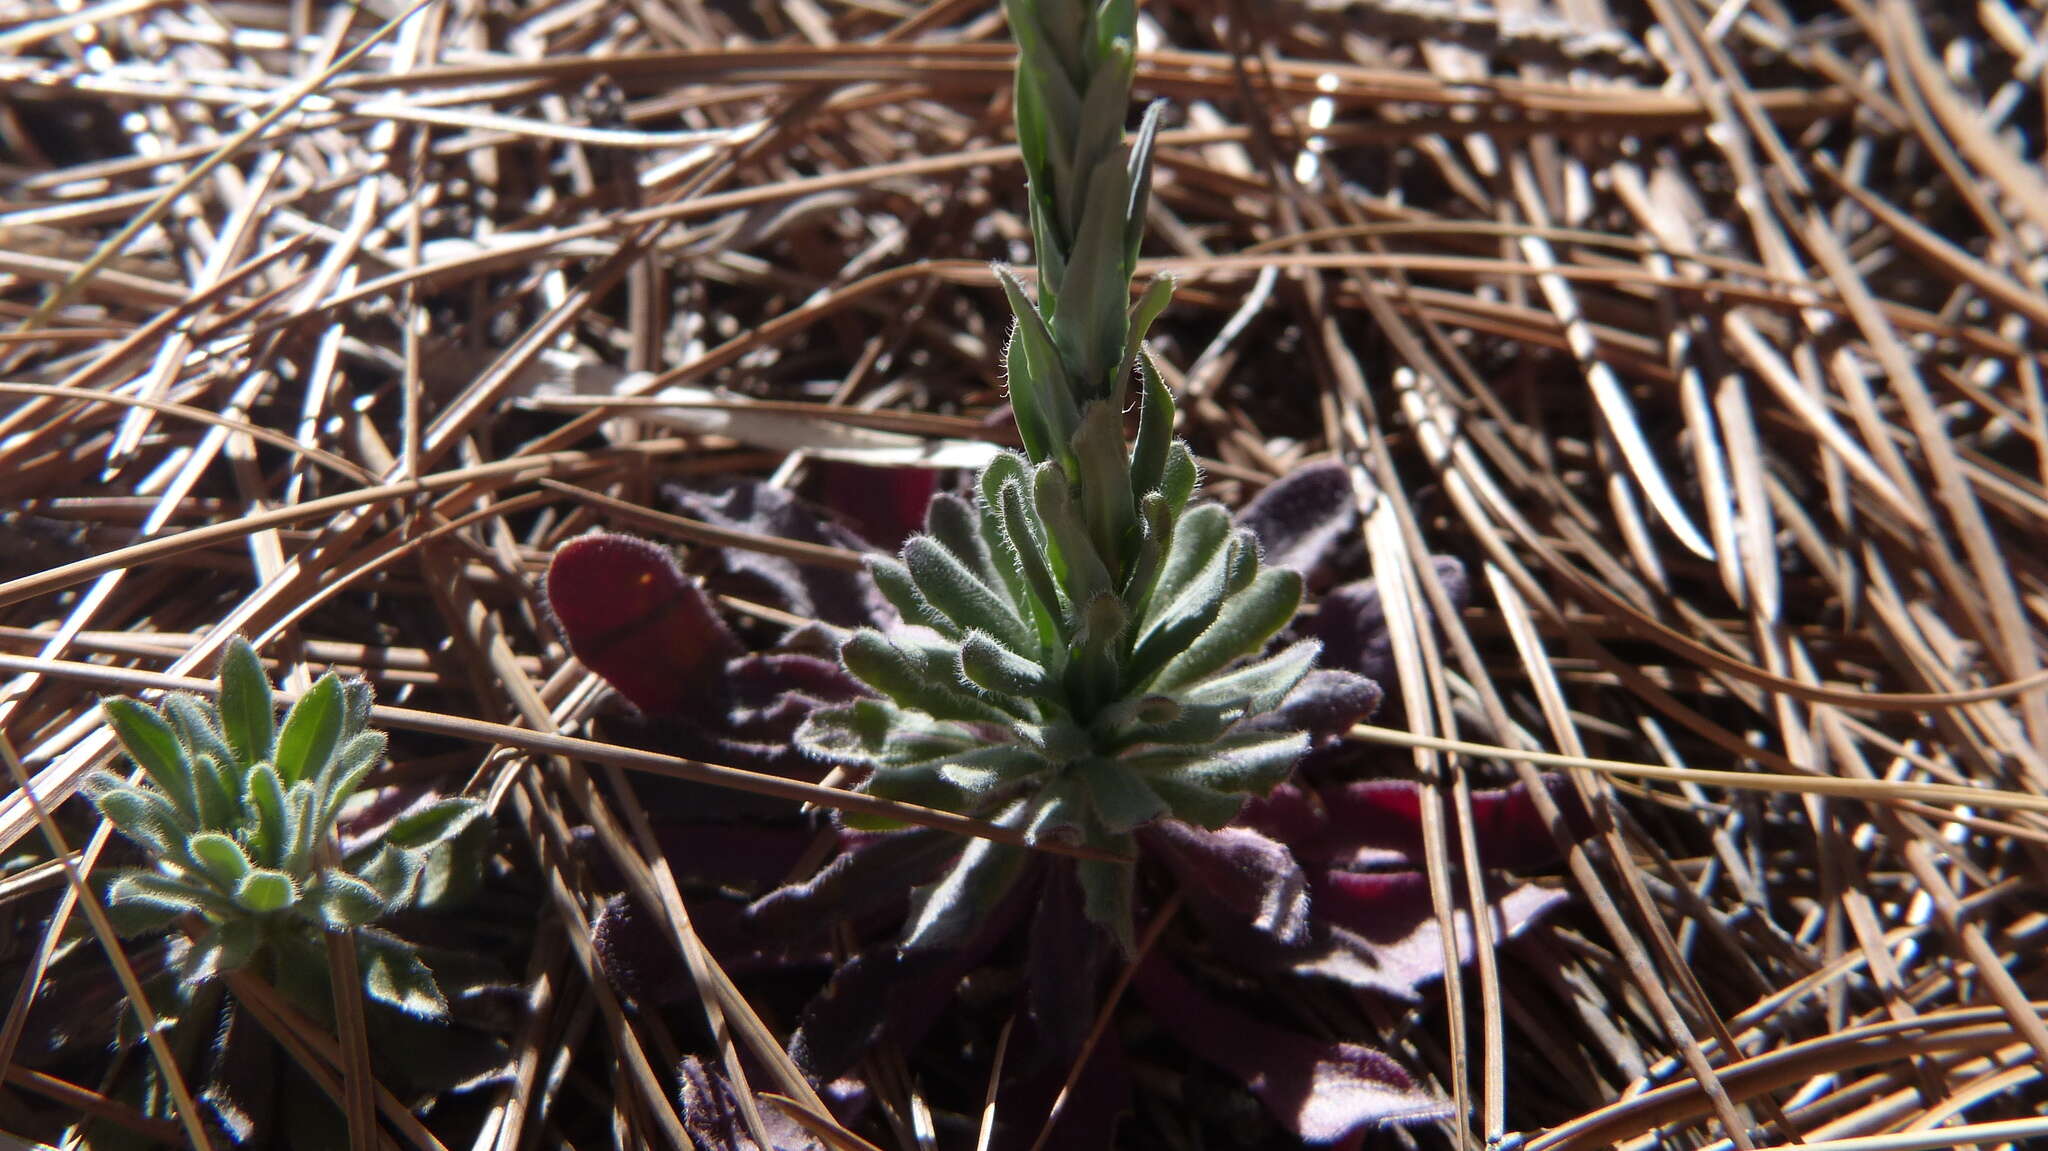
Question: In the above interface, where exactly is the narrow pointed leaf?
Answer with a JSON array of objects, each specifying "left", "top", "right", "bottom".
[
  {"left": 217, "top": 637, "right": 275, "bottom": 765},
  {"left": 842, "top": 630, "right": 1015, "bottom": 725},
  {"left": 1071, "top": 400, "right": 1138, "bottom": 572},
  {"left": 1152, "top": 567, "right": 1304, "bottom": 692},
  {"left": 1124, "top": 101, "right": 1164, "bottom": 276},
  {"left": 381, "top": 797, "right": 486, "bottom": 850},
  {"left": 100, "top": 698, "right": 192, "bottom": 813},
  {"left": 272, "top": 673, "right": 343, "bottom": 786},
  {"left": 1128, "top": 350, "right": 1175, "bottom": 503},
  {"left": 997, "top": 478, "right": 1069, "bottom": 628},
  {"left": 903, "top": 535, "right": 1033, "bottom": 653},
  {"left": 959, "top": 630, "right": 1054, "bottom": 697},
  {"left": 243, "top": 763, "right": 287, "bottom": 867}
]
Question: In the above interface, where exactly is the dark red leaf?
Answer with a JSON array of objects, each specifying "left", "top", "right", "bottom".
[
  {"left": 547, "top": 533, "right": 741, "bottom": 716},
  {"left": 809, "top": 461, "right": 938, "bottom": 554},
  {"left": 1319, "top": 777, "right": 1592, "bottom": 871},
  {"left": 1131, "top": 956, "right": 1446, "bottom": 1142}
]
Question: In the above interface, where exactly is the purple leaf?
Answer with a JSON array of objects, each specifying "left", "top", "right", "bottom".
[
  {"left": 593, "top": 892, "right": 825, "bottom": 1006},
  {"left": 1234, "top": 461, "right": 1358, "bottom": 586},
  {"left": 1303, "top": 871, "right": 1570, "bottom": 1001},
  {"left": 991, "top": 1025, "right": 1132, "bottom": 1151},
  {"left": 788, "top": 945, "right": 968, "bottom": 1081},
  {"left": 744, "top": 828, "right": 957, "bottom": 945},
  {"left": 664, "top": 480, "right": 889, "bottom": 628},
  {"left": 547, "top": 533, "right": 742, "bottom": 716},
  {"left": 789, "top": 852, "right": 1035, "bottom": 1079},
  {"left": 676, "top": 1056, "right": 826, "bottom": 1151},
  {"left": 1026, "top": 862, "right": 1111, "bottom": 1059},
  {"left": 1274, "top": 668, "right": 1383, "bottom": 745},
  {"left": 1312, "top": 556, "right": 1468, "bottom": 683},
  {"left": 1141, "top": 821, "right": 1309, "bottom": 949},
  {"left": 1131, "top": 957, "right": 1446, "bottom": 1142}
]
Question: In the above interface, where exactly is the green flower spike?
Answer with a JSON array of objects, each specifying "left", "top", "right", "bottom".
[
  {"left": 797, "top": 0, "right": 1319, "bottom": 951},
  {"left": 88, "top": 637, "right": 489, "bottom": 1018}
]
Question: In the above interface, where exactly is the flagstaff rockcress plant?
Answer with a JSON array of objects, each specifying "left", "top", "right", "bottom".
[{"left": 789, "top": 0, "right": 1377, "bottom": 948}]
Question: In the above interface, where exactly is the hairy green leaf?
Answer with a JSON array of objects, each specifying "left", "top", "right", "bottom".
[
  {"left": 1077, "top": 758, "right": 1168, "bottom": 833},
  {"left": 315, "top": 731, "right": 385, "bottom": 836},
  {"left": 995, "top": 478, "right": 1068, "bottom": 632},
  {"left": 901, "top": 806, "right": 1029, "bottom": 952},
  {"left": 927, "top": 493, "right": 997, "bottom": 586},
  {"left": 1146, "top": 777, "right": 1248, "bottom": 829},
  {"left": 279, "top": 782, "right": 319, "bottom": 878},
  {"left": 100, "top": 698, "right": 193, "bottom": 818},
  {"left": 794, "top": 700, "right": 897, "bottom": 767},
  {"left": 1182, "top": 639, "right": 1320, "bottom": 713},
  {"left": 217, "top": 637, "right": 275, "bottom": 765},
  {"left": 1143, "top": 503, "right": 1230, "bottom": 627},
  {"left": 94, "top": 786, "right": 191, "bottom": 864},
  {"left": 357, "top": 928, "right": 448, "bottom": 1019},
  {"left": 1160, "top": 440, "right": 1198, "bottom": 514},
  {"left": 234, "top": 869, "right": 298, "bottom": 914},
  {"left": 356, "top": 841, "right": 425, "bottom": 910},
  {"left": 184, "top": 918, "right": 262, "bottom": 979},
  {"left": 1128, "top": 347, "right": 1174, "bottom": 502},
  {"left": 903, "top": 535, "right": 1034, "bottom": 653},
  {"left": 1033, "top": 462, "right": 1113, "bottom": 604},
  {"left": 1076, "top": 856, "right": 1136, "bottom": 954},
  {"left": 315, "top": 872, "right": 388, "bottom": 929},
  {"left": 1071, "top": 400, "right": 1137, "bottom": 571},
  {"left": 958, "top": 630, "right": 1054, "bottom": 698},
  {"left": 1124, "top": 100, "right": 1163, "bottom": 277},
  {"left": 1152, "top": 567, "right": 1303, "bottom": 692},
  {"left": 1054, "top": 137, "right": 1135, "bottom": 398},
  {"left": 107, "top": 870, "right": 226, "bottom": 922},
  {"left": 186, "top": 832, "right": 252, "bottom": 890},
  {"left": 242, "top": 763, "right": 288, "bottom": 868},
  {"left": 996, "top": 267, "right": 1074, "bottom": 464},
  {"left": 381, "top": 798, "right": 485, "bottom": 850},
  {"left": 161, "top": 696, "right": 233, "bottom": 806},
  {"left": 189, "top": 753, "right": 239, "bottom": 832},
  {"left": 273, "top": 673, "right": 343, "bottom": 786},
  {"left": 843, "top": 630, "right": 1014, "bottom": 726},
  {"left": 1135, "top": 731, "right": 1311, "bottom": 797},
  {"left": 867, "top": 554, "right": 949, "bottom": 636}
]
